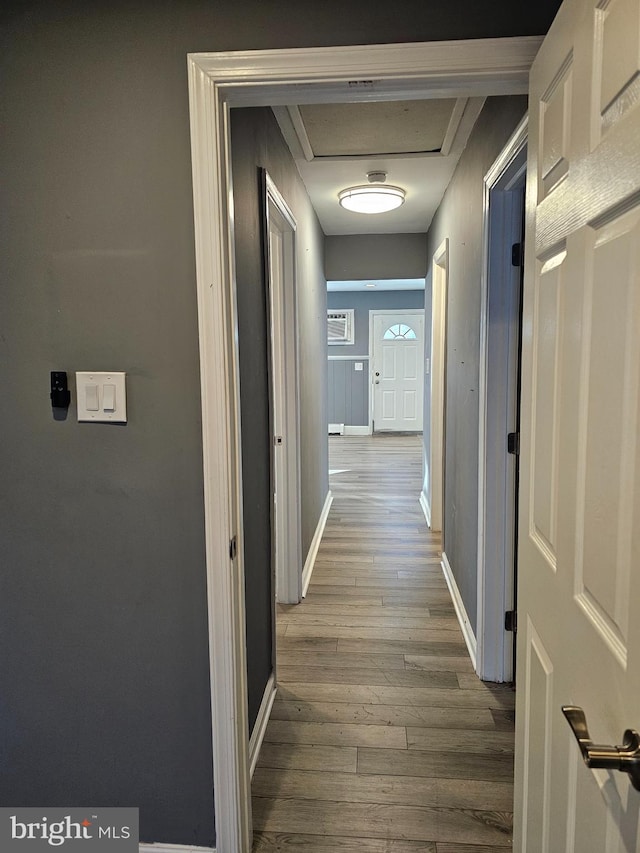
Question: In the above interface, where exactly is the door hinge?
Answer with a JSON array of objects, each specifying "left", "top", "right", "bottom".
[
  {"left": 505, "top": 610, "right": 517, "bottom": 632},
  {"left": 511, "top": 242, "right": 523, "bottom": 267},
  {"left": 229, "top": 535, "right": 237, "bottom": 560},
  {"left": 507, "top": 432, "right": 520, "bottom": 455}
]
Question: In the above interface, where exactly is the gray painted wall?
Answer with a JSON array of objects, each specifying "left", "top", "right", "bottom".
[
  {"left": 1, "top": 0, "right": 561, "bottom": 846},
  {"left": 425, "top": 95, "right": 528, "bottom": 634},
  {"left": 326, "top": 234, "right": 428, "bottom": 280},
  {"left": 231, "top": 108, "right": 328, "bottom": 736},
  {"left": 328, "top": 290, "right": 425, "bottom": 425},
  {"left": 328, "top": 361, "right": 369, "bottom": 427}
]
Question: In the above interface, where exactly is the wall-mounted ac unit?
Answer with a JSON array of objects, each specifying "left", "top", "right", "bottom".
[{"left": 327, "top": 309, "right": 354, "bottom": 345}]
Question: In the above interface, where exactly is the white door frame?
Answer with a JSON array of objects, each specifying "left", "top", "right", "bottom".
[
  {"left": 476, "top": 117, "right": 528, "bottom": 682},
  {"left": 428, "top": 239, "right": 449, "bottom": 534},
  {"left": 369, "top": 308, "right": 425, "bottom": 433},
  {"left": 187, "top": 37, "right": 542, "bottom": 852},
  {"left": 264, "top": 172, "right": 303, "bottom": 607}
]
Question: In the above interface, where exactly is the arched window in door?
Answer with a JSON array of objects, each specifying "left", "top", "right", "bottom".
[{"left": 383, "top": 323, "right": 417, "bottom": 340}]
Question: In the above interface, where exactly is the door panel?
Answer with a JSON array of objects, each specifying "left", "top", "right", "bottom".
[
  {"left": 372, "top": 312, "right": 424, "bottom": 432},
  {"left": 539, "top": 57, "right": 572, "bottom": 198},
  {"left": 404, "top": 344, "right": 419, "bottom": 379},
  {"left": 599, "top": 0, "right": 640, "bottom": 129},
  {"left": 382, "top": 345, "right": 398, "bottom": 379},
  {"left": 403, "top": 390, "right": 417, "bottom": 420},
  {"left": 531, "top": 251, "right": 563, "bottom": 565},
  {"left": 521, "top": 625, "right": 553, "bottom": 850},
  {"left": 577, "top": 210, "right": 639, "bottom": 666},
  {"left": 515, "top": 0, "right": 640, "bottom": 849},
  {"left": 381, "top": 391, "right": 394, "bottom": 420}
]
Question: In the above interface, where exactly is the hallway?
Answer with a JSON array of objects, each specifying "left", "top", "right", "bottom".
[{"left": 252, "top": 434, "right": 515, "bottom": 851}]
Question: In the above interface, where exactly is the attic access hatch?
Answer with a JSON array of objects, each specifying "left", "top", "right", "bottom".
[
  {"left": 274, "top": 98, "right": 481, "bottom": 161},
  {"left": 295, "top": 99, "right": 461, "bottom": 157}
]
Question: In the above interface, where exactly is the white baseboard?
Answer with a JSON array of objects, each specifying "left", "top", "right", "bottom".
[
  {"left": 328, "top": 423, "right": 344, "bottom": 434},
  {"left": 302, "top": 490, "right": 333, "bottom": 597},
  {"left": 249, "top": 671, "right": 276, "bottom": 777},
  {"left": 140, "top": 845, "right": 216, "bottom": 852},
  {"left": 343, "top": 425, "right": 371, "bottom": 436},
  {"left": 441, "top": 551, "right": 477, "bottom": 669},
  {"left": 419, "top": 490, "right": 431, "bottom": 528}
]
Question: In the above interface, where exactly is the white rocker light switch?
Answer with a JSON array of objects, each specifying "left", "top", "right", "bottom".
[
  {"left": 85, "top": 384, "right": 99, "bottom": 411},
  {"left": 103, "top": 384, "right": 116, "bottom": 412},
  {"left": 76, "top": 372, "right": 127, "bottom": 423}
]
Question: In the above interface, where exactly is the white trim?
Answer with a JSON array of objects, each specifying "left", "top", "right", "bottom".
[
  {"left": 485, "top": 115, "right": 528, "bottom": 187},
  {"left": 328, "top": 423, "right": 345, "bottom": 435},
  {"left": 476, "top": 117, "right": 527, "bottom": 683},
  {"left": 368, "top": 309, "right": 425, "bottom": 316},
  {"left": 429, "top": 240, "right": 449, "bottom": 534},
  {"left": 187, "top": 61, "right": 251, "bottom": 853},
  {"left": 440, "top": 97, "right": 468, "bottom": 157},
  {"left": 419, "top": 490, "right": 432, "bottom": 529},
  {"left": 283, "top": 105, "right": 315, "bottom": 161},
  {"left": 187, "top": 38, "right": 542, "bottom": 850},
  {"left": 140, "top": 846, "right": 216, "bottom": 853},
  {"left": 191, "top": 38, "right": 541, "bottom": 108},
  {"left": 265, "top": 173, "right": 303, "bottom": 606},
  {"left": 441, "top": 551, "right": 477, "bottom": 669},
  {"left": 328, "top": 355, "right": 370, "bottom": 361},
  {"left": 343, "top": 425, "right": 372, "bottom": 436},
  {"left": 249, "top": 672, "right": 277, "bottom": 778},
  {"left": 302, "top": 490, "right": 334, "bottom": 597}
]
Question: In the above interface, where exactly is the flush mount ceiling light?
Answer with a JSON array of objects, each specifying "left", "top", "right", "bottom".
[{"left": 338, "top": 171, "right": 406, "bottom": 215}]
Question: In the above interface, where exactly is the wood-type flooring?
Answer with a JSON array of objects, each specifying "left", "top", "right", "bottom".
[{"left": 252, "top": 434, "right": 515, "bottom": 852}]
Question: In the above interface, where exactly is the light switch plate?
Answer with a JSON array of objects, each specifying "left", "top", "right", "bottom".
[{"left": 76, "top": 372, "right": 127, "bottom": 423}]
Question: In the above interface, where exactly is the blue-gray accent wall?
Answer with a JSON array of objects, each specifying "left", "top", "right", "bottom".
[
  {"left": 328, "top": 361, "right": 370, "bottom": 426},
  {"left": 327, "top": 290, "right": 425, "bottom": 426}
]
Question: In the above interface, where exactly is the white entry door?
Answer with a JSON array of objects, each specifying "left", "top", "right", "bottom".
[
  {"left": 371, "top": 310, "right": 425, "bottom": 432},
  {"left": 515, "top": 0, "right": 640, "bottom": 849}
]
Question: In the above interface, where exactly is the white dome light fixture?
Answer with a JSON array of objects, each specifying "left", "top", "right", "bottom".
[{"left": 338, "top": 171, "right": 406, "bottom": 215}]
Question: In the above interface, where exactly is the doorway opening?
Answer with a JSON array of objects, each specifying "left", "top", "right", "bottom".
[
  {"left": 476, "top": 118, "right": 527, "bottom": 683},
  {"left": 187, "top": 39, "right": 540, "bottom": 851}
]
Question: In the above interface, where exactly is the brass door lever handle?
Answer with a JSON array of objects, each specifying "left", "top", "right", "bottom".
[{"left": 562, "top": 706, "right": 640, "bottom": 791}]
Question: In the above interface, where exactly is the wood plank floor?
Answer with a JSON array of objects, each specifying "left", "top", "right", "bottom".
[{"left": 253, "top": 434, "right": 515, "bottom": 852}]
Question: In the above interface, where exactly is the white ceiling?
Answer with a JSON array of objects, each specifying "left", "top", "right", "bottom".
[
  {"left": 328, "top": 278, "right": 425, "bottom": 292},
  {"left": 274, "top": 96, "right": 485, "bottom": 235}
]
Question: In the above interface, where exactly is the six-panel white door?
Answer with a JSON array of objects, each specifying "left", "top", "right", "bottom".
[
  {"left": 515, "top": 0, "right": 640, "bottom": 849},
  {"left": 371, "top": 311, "right": 425, "bottom": 432}
]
